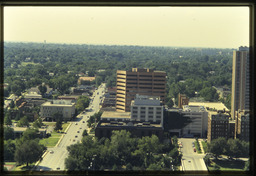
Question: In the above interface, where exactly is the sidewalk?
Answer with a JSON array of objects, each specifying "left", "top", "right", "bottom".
[{"left": 199, "top": 140, "right": 205, "bottom": 154}]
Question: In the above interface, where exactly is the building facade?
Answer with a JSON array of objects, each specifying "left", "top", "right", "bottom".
[
  {"left": 231, "top": 46, "right": 250, "bottom": 120},
  {"left": 178, "top": 93, "right": 189, "bottom": 108},
  {"left": 116, "top": 68, "right": 166, "bottom": 112},
  {"left": 235, "top": 109, "right": 249, "bottom": 141},
  {"left": 40, "top": 100, "right": 75, "bottom": 121},
  {"left": 181, "top": 105, "right": 208, "bottom": 138},
  {"left": 207, "top": 112, "right": 229, "bottom": 142},
  {"left": 131, "top": 94, "right": 164, "bottom": 126},
  {"left": 95, "top": 121, "right": 164, "bottom": 141}
]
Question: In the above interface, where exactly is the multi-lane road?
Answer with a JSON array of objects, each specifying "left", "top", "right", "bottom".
[
  {"left": 179, "top": 138, "right": 208, "bottom": 171},
  {"left": 35, "top": 83, "right": 106, "bottom": 171}
]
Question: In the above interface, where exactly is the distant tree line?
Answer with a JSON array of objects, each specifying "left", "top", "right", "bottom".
[{"left": 4, "top": 42, "right": 233, "bottom": 104}]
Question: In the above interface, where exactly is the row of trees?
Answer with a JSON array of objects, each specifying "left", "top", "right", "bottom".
[
  {"left": 75, "top": 95, "right": 90, "bottom": 114},
  {"left": 206, "top": 137, "right": 249, "bottom": 160},
  {"left": 65, "top": 130, "right": 181, "bottom": 171}
]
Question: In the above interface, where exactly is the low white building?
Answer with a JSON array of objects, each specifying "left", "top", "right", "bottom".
[
  {"left": 131, "top": 94, "right": 164, "bottom": 126},
  {"left": 40, "top": 100, "right": 75, "bottom": 121},
  {"left": 181, "top": 105, "right": 208, "bottom": 138}
]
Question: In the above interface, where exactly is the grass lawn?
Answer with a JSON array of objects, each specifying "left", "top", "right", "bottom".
[
  {"left": 13, "top": 163, "right": 36, "bottom": 171},
  {"left": 61, "top": 122, "right": 70, "bottom": 132},
  {"left": 39, "top": 130, "right": 62, "bottom": 147},
  {"left": 208, "top": 159, "right": 245, "bottom": 171},
  {"left": 4, "top": 162, "right": 16, "bottom": 165},
  {"left": 39, "top": 137, "right": 60, "bottom": 147},
  {"left": 39, "top": 123, "right": 69, "bottom": 147},
  {"left": 201, "top": 141, "right": 208, "bottom": 153}
]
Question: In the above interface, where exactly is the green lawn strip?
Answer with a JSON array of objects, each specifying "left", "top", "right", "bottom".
[
  {"left": 201, "top": 141, "right": 208, "bottom": 153},
  {"left": 39, "top": 137, "right": 60, "bottom": 147},
  {"left": 208, "top": 159, "right": 245, "bottom": 171},
  {"left": 4, "top": 162, "right": 16, "bottom": 165},
  {"left": 13, "top": 162, "right": 36, "bottom": 171},
  {"left": 61, "top": 122, "right": 70, "bottom": 132},
  {"left": 194, "top": 140, "right": 202, "bottom": 154},
  {"left": 39, "top": 131, "right": 62, "bottom": 147}
]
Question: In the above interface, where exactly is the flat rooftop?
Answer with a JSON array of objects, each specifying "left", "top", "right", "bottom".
[
  {"left": 42, "top": 100, "right": 74, "bottom": 106},
  {"left": 101, "top": 111, "right": 131, "bottom": 119},
  {"left": 99, "top": 121, "right": 162, "bottom": 128},
  {"left": 189, "top": 102, "right": 229, "bottom": 111}
]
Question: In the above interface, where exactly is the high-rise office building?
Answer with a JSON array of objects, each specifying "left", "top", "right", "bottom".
[
  {"left": 116, "top": 68, "right": 166, "bottom": 112},
  {"left": 231, "top": 46, "right": 250, "bottom": 120}
]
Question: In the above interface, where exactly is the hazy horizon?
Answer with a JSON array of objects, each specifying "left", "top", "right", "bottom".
[{"left": 4, "top": 7, "right": 249, "bottom": 49}]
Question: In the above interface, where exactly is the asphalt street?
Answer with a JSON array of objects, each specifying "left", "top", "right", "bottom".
[
  {"left": 179, "top": 138, "right": 208, "bottom": 171},
  {"left": 35, "top": 83, "right": 106, "bottom": 171}
]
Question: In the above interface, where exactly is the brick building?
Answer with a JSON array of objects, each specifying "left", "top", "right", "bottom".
[
  {"left": 207, "top": 112, "right": 229, "bottom": 142},
  {"left": 116, "top": 68, "right": 166, "bottom": 112}
]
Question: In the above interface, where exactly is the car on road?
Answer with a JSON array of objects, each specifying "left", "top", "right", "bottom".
[
  {"left": 188, "top": 160, "right": 191, "bottom": 163},
  {"left": 49, "top": 150, "right": 54, "bottom": 154},
  {"left": 77, "top": 131, "right": 80, "bottom": 133},
  {"left": 56, "top": 167, "right": 60, "bottom": 170},
  {"left": 82, "top": 121, "right": 85, "bottom": 123},
  {"left": 75, "top": 135, "right": 78, "bottom": 138},
  {"left": 75, "top": 123, "right": 78, "bottom": 125}
]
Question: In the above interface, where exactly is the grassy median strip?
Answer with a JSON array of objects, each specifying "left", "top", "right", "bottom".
[{"left": 194, "top": 139, "right": 202, "bottom": 154}]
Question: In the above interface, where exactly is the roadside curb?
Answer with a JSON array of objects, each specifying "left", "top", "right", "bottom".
[
  {"left": 33, "top": 150, "right": 49, "bottom": 170},
  {"left": 56, "top": 122, "right": 72, "bottom": 147}
]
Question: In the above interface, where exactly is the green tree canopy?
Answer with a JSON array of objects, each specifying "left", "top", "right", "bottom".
[
  {"left": 14, "top": 139, "right": 46, "bottom": 167},
  {"left": 4, "top": 115, "right": 12, "bottom": 126},
  {"left": 22, "top": 128, "right": 39, "bottom": 141},
  {"left": 17, "top": 116, "right": 29, "bottom": 127},
  {"left": 4, "top": 126, "right": 14, "bottom": 140},
  {"left": 4, "top": 139, "right": 16, "bottom": 161},
  {"left": 38, "top": 84, "right": 47, "bottom": 95},
  {"left": 208, "top": 137, "right": 227, "bottom": 158}
]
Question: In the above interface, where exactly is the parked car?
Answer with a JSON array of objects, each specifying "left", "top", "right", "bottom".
[{"left": 194, "top": 148, "right": 196, "bottom": 152}]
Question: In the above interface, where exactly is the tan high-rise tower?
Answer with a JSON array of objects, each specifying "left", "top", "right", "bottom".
[
  {"left": 231, "top": 46, "right": 250, "bottom": 120},
  {"left": 116, "top": 68, "right": 166, "bottom": 112}
]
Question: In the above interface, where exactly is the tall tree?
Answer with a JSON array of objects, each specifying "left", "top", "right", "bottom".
[
  {"left": 14, "top": 140, "right": 46, "bottom": 167},
  {"left": 4, "top": 126, "right": 14, "bottom": 140},
  {"left": 4, "top": 115, "right": 12, "bottom": 126},
  {"left": 4, "top": 139, "right": 16, "bottom": 161},
  {"left": 38, "top": 84, "right": 47, "bottom": 96},
  {"left": 208, "top": 137, "right": 227, "bottom": 158},
  {"left": 17, "top": 116, "right": 29, "bottom": 127}
]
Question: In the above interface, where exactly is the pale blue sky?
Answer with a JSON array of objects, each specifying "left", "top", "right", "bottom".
[{"left": 4, "top": 6, "right": 249, "bottom": 48}]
